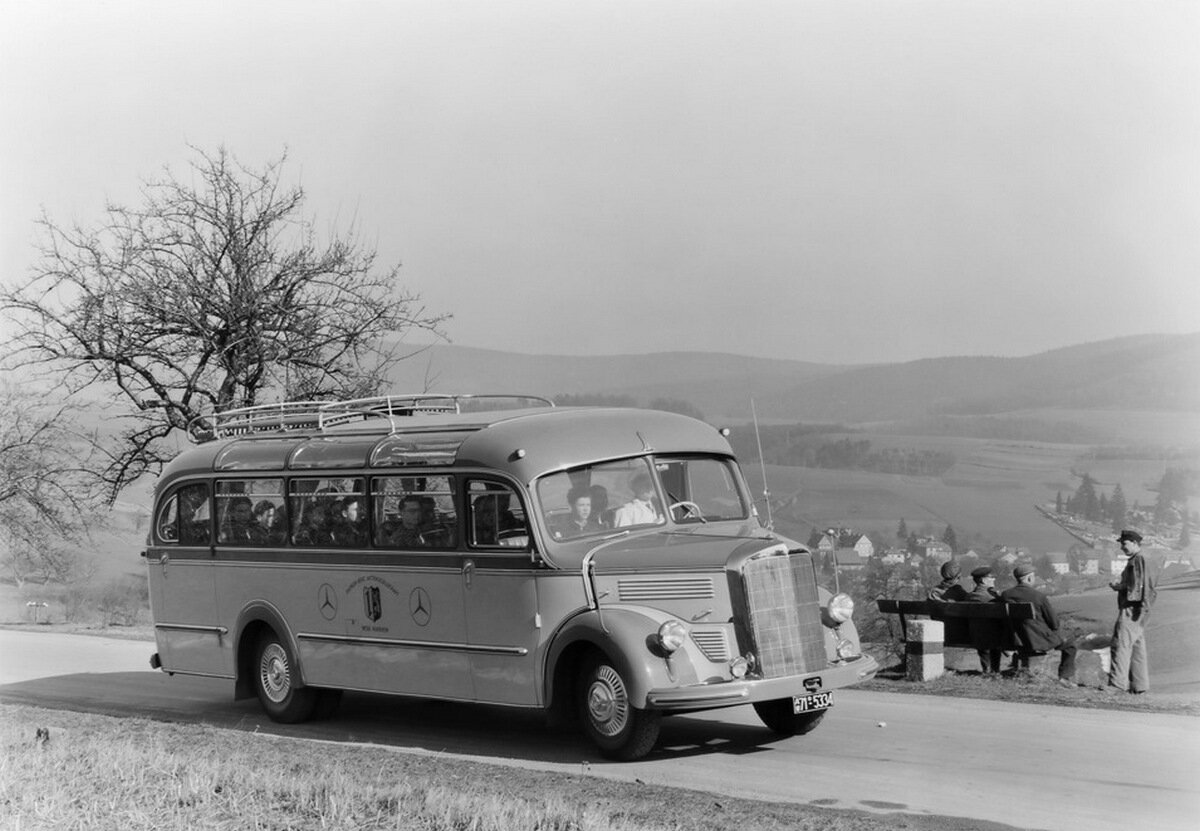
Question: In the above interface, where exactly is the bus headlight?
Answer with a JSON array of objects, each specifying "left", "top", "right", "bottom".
[
  {"left": 730, "top": 656, "right": 750, "bottom": 678},
  {"left": 827, "top": 593, "right": 854, "bottom": 624},
  {"left": 656, "top": 620, "right": 688, "bottom": 653}
]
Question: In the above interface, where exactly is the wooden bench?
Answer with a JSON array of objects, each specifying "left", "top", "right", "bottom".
[
  {"left": 876, "top": 599, "right": 1043, "bottom": 678},
  {"left": 876, "top": 599, "right": 1034, "bottom": 652}
]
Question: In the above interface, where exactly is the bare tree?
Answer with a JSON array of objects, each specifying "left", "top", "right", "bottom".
[
  {"left": 1, "top": 147, "right": 447, "bottom": 499},
  {"left": 0, "top": 382, "right": 104, "bottom": 586}
]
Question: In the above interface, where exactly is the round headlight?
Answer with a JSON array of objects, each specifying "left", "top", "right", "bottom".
[
  {"left": 730, "top": 656, "right": 750, "bottom": 678},
  {"left": 656, "top": 620, "right": 688, "bottom": 653},
  {"left": 828, "top": 593, "right": 854, "bottom": 623}
]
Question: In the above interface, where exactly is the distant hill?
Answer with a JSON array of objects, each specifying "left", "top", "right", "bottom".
[
  {"left": 386, "top": 333, "right": 1200, "bottom": 440},
  {"left": 382, "top": 344, "right": 846, "bottom": 419}
]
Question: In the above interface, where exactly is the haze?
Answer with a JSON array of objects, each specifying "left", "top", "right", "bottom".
[{"left": 2, "top": 0, "right": 1197, "bottom": 364}]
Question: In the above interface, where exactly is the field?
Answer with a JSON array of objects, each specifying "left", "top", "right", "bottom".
[{"left": 757, "top": 431, "right": 1187, "bottom": 554}]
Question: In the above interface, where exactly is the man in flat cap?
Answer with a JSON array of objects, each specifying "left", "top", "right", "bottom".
[
  {"left": 928, "top": 560, "right": 968, "bottom": 602},
  {"left": 1002, "top": 562, "right": 1078, "bottom": 687},
  {"left": 1106, "top": 530, "right": 1158, "bottom": 693},
  {"left": 964, "top": 566, "right": 1005, "bottom": 673}
]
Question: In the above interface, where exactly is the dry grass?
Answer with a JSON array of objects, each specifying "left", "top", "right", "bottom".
[
  {"left": 0, "top": 704, "right": 1013, "bottom": 831},
  {"left": 858, "top": 664, "right": 1200, "bottom": 717}
]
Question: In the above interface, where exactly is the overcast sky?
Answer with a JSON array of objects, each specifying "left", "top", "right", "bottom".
[{"left": 2, "top": 0, "right": 1197, "bottom": 364}]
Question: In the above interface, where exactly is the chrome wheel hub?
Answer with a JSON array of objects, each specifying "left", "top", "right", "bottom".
[
  {"left": 586, "top": 665, "right": 629, "bottom": 737},
  {"left": 259, "top": 642, "right": 291, "bottom": 703}
]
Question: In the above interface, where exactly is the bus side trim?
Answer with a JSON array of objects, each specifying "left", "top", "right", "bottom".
[{"left": 296, "top": 632, "right": 528, "bottom": 656}]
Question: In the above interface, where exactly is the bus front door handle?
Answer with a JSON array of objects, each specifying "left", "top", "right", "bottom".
[
  {"left": 159, "top": 553, "right": 169, "bottom": 576},
  {"left": 463, "top": 560, "right": 474, "bottom": 588}
]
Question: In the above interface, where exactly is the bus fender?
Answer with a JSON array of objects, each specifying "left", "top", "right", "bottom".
[
  {"left": 544, "top": 606, "right": 702, "bottom": 711},
  {"left": 232, "top": 600, "right": 305, "bottom": 700}
]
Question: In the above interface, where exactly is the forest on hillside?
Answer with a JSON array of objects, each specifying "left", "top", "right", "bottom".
[{"left": 727, "top": 425, "right": 956, "bottom": 476}]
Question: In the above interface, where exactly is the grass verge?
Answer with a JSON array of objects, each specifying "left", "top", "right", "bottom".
[
  {"left": 0, "top": 704, "right": 1020, "bottom": 831},
  {"left": 858, "top": 665, "right": 1200, "bottom": 717}
]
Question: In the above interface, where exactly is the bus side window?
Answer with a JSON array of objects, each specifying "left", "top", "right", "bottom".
[
  {"left": 157, "top": 482, "right": 211, "bottom": 545},
  {"left": 468, "top": 481, "right": 528, "bottom": 548}
]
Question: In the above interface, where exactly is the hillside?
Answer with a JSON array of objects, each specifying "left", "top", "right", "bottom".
[
  {"left": 755, "top": 332, "right": 1200, "bottom": 422},
  {"left": 385, "top": 334, "right": 1200, "bottom": 443}
]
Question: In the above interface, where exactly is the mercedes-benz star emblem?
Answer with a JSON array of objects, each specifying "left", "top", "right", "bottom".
[
  {"left": 409, "top": 587, "right": 431, "bottom": 627},
  {"left": 318, "top": 584, "right": 338, "bottom": 621}
]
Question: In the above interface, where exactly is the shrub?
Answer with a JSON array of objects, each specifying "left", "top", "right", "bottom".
[{"left": 96, "top": 576, "right": 149, "bottom": 626}]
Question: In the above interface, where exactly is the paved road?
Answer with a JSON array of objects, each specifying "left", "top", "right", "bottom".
[{"left": 2, "top": 630, "right": 1197, "bottom": 831}]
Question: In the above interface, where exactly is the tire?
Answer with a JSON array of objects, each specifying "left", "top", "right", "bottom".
[
  {"left": 578, "top": 655, "right": 660, "bottom": 760},
  {"left": 253, "top": 631, "right": 317, "bottom": 723},
  {"left": 753, "top": 699, "right": 827, "bottom": 736}
]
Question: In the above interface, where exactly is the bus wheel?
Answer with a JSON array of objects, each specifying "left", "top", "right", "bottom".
[
  {"left": 578, "top": 656, "right": 660, "bottom": 760},
  {"left": 254, "top": 631, "right": 316, "bottom": 723},
  {"left": 752, "top": 699, "right": 827, "bottom": 736}
]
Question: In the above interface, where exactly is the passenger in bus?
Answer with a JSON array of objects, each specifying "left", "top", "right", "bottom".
[
  {"left": 589, "top": 484, "right": 611, "bottom": 528},
  {"left": 253, "top": 500, "right": 282, "bottom": 544},
  {"left": 384, "top": 496, "right": 428, "bottom": 548},
  {"left": 294, "top": 497, "right": 336, "bottom": 546},
  {"left": 222, "top": 496, "right": 258, "bottom": 544},
  {"left": 330, "top": 497, "right": 367, "bottom": 546},
  {"left": 473, "top": 493, "right": 524, "bottom": 545},
  {"left": 613, "top": 472, "right": 662, "bottom": 527},
  {"left": 550, "top": 487, "right": 601, "bottom": 539}
]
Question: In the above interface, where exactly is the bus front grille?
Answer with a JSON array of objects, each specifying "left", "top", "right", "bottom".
[{"left": 739, "top": 551, "right": 826, "bottom": 678}]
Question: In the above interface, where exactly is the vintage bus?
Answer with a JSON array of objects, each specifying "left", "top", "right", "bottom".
[{"left": 145, "top": 394, "right": 877, "bottom": 759}]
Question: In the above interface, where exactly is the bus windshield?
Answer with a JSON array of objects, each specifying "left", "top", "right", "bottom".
[{"left": 536, "top": 455, "right": 748, "bottom": 542}]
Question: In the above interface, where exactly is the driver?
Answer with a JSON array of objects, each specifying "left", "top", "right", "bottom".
[{"left": 613, "top": 472, "right": 663, "bottom": 527}]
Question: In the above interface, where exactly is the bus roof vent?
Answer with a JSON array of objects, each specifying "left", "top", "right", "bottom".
[{"left": 189, "top": 394, "right": 555, "bottom": 442}]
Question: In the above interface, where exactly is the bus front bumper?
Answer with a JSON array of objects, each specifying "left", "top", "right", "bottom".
[{"left": 644, "top": 653, "right": 878, "bottom": 711}]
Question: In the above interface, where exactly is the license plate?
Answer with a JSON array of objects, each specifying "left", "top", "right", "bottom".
[{"left": 792, "top": 692, "right": 833, "bottom": 713}]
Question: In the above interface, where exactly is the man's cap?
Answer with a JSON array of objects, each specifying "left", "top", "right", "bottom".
[
  {"left": 970, "top": 566, "right": 992, "bottom": 580},
  {"left": 940, "top": 561, "right": 961, "bottom": 580},
  {"left": 1014, "top": 562, "right": 1035, "bottom": 579},
  {"left": 1117, "top": 529, "right": 1143, "bottom": 544}
]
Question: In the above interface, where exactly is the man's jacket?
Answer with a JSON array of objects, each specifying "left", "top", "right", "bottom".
[{"left": 1001, "top": 584, "right": 1064, "bottom": 651}]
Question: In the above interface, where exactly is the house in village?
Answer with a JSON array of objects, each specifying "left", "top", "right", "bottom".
[
  {"left": 834, "top": 547, "right": 866, "bottom": 570},
  {"left": 853, "top": 535, "right": 874, "bottom": 559},
  {"left": 1045, "top": 551, "right": 1071, "bottom": 575},
  {"left": 918, "top": 539, "right": 953, "bottom": 564},
  {"left": 1080, "top": 550, "right": 1101, "bottom": 575}
]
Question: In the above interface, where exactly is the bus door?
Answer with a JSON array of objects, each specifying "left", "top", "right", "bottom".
[
  {"left": 147, "top": 481, "right": 225, "bottom": 676},
  {"left": 462, "top": 480, "right": 541, "bottom": 705}
]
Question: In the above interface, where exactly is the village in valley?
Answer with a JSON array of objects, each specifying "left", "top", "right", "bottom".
[{"left": 805, "top": 464, "right": 1198, "bottom": 602}]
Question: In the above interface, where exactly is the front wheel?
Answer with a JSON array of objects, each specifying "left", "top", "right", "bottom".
[
  {"left": 254, "top": 631, "right": 317, "bottom": 723},
  {"left": 753, "top": 699, "right": 827, "bottom": 736},
  {"left": 578, "top": 656, "right": 660, "bottom": 760}
]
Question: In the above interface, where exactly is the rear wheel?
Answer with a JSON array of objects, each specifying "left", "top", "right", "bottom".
[
  {"left": 254, "top": 631, "right": 317, "bottom": 723},
  {"left": 753, "top": 699, "right": 827, "bottom": 736},
  {"left": 578, "top": 656, "right": 660, "bottom": 760}
]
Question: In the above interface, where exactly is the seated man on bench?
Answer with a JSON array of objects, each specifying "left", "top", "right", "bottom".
[
  {"left": 965, "top": 566, "right": 1005, "bottom": 674},
  {"left": 1001, "top": 562, "right": 1078, "bottom": 687}
]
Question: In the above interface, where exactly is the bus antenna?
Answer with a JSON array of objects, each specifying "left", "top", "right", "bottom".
[{"left": 751, "top": 398, "right": 773, "bottom": 530}]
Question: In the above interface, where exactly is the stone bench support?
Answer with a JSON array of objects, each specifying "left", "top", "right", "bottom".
[{"left": 904, "top": 619, "right": 944, "bottom": 682}]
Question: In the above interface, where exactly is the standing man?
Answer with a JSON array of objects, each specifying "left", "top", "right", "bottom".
[
  {"left": 1002, "top": 563, "right": 1077, "bottom": 687},
  {"left": 1107, "top": 529, "right": 1158, "bottom": 694}
]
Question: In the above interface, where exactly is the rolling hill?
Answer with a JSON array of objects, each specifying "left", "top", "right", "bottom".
[{"left": 385, "top": 333, "right": 1200, "bottom": 443}]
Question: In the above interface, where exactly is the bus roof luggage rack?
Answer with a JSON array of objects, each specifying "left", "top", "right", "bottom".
[{"left": 188, "top": 394, "right": 555, "bottom": 442}]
